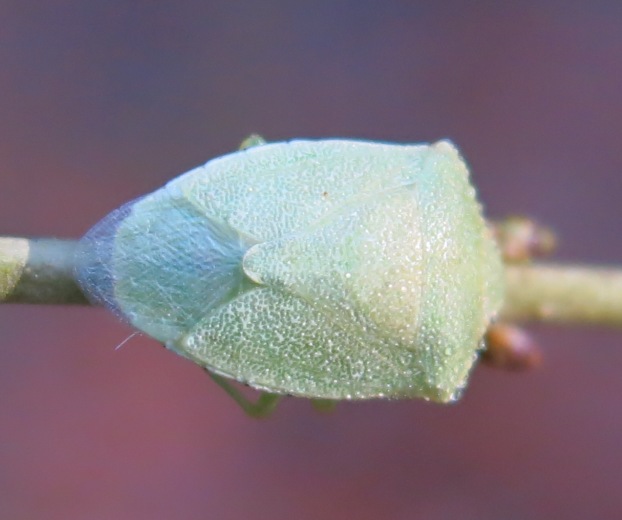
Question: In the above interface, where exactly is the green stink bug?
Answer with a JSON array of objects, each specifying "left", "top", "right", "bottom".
[{"left": 75, "top": 138, "right": 504, "bottom": 415}]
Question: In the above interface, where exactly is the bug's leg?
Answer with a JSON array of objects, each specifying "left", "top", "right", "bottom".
[
  {"left": 311, "top": 398, "right": 338, "bottom": 413},
  {"left": 239, "top": 134, "right": 267, "bottom": 150},
  {"left": 481, "top": 322, "right": 542, "bottom": 371},
  {"left": 207, "top": 371, "right": 282, "bottom": 418},
  {"left": 491, "top": 216, "right": 556, "bottom": 263}
]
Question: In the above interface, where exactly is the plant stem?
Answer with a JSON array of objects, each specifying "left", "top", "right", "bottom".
[
  {"left": 0, "top": 237, "right": 87, "bottom": 304},
  {"left": 1, "top": 236, "right": 621, "bottom": 328},
  {"left": 502, "top": 263, "right": 622, "bottom": 327}
]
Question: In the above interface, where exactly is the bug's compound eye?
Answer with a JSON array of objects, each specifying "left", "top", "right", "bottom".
[{"left": 483, "top": 323, "right": 542, "bottom": 371}]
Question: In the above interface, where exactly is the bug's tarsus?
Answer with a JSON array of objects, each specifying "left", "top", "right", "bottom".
[
  {"left": 207, "top": 371, "right": 282, "bottom": 418},
  {"left": 311, "top": 398, "right": 338, "bottom": 413},
  {"left": 239, "top": 134, "right": 267, "bottom": 151}
]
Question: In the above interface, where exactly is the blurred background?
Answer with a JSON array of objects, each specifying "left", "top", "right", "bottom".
[{"left": 1, "top": 2, "right": 622, "bottom": 519}]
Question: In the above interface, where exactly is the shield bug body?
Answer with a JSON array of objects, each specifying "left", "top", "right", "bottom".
[{"left": 75, "top": 138, "right": 504, "bottom": 412}]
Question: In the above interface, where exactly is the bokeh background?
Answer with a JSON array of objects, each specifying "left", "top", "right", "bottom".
[{"left": 2, "top": 2, "right": 622, "bottom": 519}]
